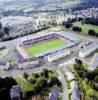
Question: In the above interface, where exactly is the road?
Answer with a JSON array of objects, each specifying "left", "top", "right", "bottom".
[{"left": 57, "top": 69, "right": 68, "bottom": 100}]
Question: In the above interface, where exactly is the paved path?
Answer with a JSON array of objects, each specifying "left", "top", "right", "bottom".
[{"left": 56, "top": 69, "right": 69, "bottom": 100}]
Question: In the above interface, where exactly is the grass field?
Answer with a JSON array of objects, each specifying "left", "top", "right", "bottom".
[
  {"left": 73, "top": 22, "right": 98, "bottom": 34},
  {"left": 25, "top": 38, "right": 66, "bottom": 57}
]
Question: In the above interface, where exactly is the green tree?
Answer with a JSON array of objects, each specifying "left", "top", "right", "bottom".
[
  {"left": 43, "top": 68, "right": 49, "bottom": 78},
  {"left": 94, "top": 76, "right": 98, "bottom": 83},
  {"left": 23, "top": 72, "right": 29, "bottom": 79},
  {"left": 0, "top": 22, "right": 2, "bottom": 30}
]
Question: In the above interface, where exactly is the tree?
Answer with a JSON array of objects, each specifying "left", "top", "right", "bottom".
[
  {"left": 23, "top": 72, "right": 29, "bottom": 79},
  {"left": 75, "top": 58, "right": 82, "bottom": 65},
  {"left": 72, "top": 26, "right": 82, "bottom": 32},
  {"left": 0, "top": 77, "right": 17, "bottom": 100},
  {"left": 33, "top": 78, "right": 47, "bottom": 94},
  {"left": 4, "top": 77, "right": 17, "bottom": 89},
  {"left": 88, "top": 29, "right": 96, "bottom": 36},
  {"left": 94, "top": 76, "right": 98, "bottom": 83},
  {"left": 48, "top": 77, "right": 61, "bottom": 87},
  {"left": 0, "top": 31, "right": 5, "bottom": 37},
  {"left": 77, "top": 70, "right": 85, "bottom": 78},
  {"left": 43, "top": 68, "right": 49, "bottom": 78},
  {"left": 0, "top": 77, "right": 4, "bottom": 89},
  {"left": 34, "top": 73, "right": 39, "bottom": 78},
  {"left": 78, "top": 17, "right": 84, "bottom": 21},
  {"left": 4, "top": 27, "right": 10, "bottom": 35},
  {"left": 0, "top": 22, "right": 2, "bottom": 30},
  {"left": 28, "top": 78, "right": 36, "bottom": 84},
  {"left": 64, "top": 23, "right": 73, "bottom": 28},
  {"left": 0, "top": 88, "right": 11, "bottom": 100}
]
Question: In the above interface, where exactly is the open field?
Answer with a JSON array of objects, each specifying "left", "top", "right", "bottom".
[
  {"left": 73, "top": 22, "right": 98, "bottom": 34},
  {"left": 25, "top": 38, "right": 67, "bottom": 57}
]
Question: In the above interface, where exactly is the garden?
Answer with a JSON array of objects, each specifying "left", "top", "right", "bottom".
[
  {"left": 15, "top": 69, "right": 62, "bottom": 100},
  {"left": 73, "top": 59, "right": 98, "bottom": 100}
]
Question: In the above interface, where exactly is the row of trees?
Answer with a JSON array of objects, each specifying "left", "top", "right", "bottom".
[
  {"left": 63, "top": 22, "right": 82, "bottom": 32},
  {"left": 0, "top": 22, "right": 10, "bottom": 38},
  {"left": 85, "top": 18, "right": 98, "bottom": 26},
  {"left": 0, "top": 22, "right": 50, "bottom": 41},
  {"left": 74, "top": 59, "right": 98, "bottom": 91},
  {"left": 63, "top": 22, "right": 98, "bottom": 37}
]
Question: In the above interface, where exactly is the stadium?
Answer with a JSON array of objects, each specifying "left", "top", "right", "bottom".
[{"left": 16, "top": 32, "right": 80, "bottom": 61}]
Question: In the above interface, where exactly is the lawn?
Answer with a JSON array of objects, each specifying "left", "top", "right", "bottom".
[
  {"left": 73, "top": 22, "right": 98, "bottom": 34},
  {"left": 15, "top": 77, "right": 33, "bottom": 93},
  {"left": 15, "top": 70, "right": 62, "bottom": 97},
  {"left": 25, "top": 38, "right": 67, "bottom": 57}
]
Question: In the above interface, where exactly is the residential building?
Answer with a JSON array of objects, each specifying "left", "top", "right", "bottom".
[
  {"left": 10, "top": 85, "right": 21, "bottom": 100},
  {"left": 79, "top": 42, "right": 98, "bottom": 58},
  {"left": 71, "top": 81, "right": 80, "bottom": 100},
  {"left": 90, "top": 53, "right": 98, "bottom": 69},
  {"left": 49, "top": 85, "right": 58, "bottom": 100}
]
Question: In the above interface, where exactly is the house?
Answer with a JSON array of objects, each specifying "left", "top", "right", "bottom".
[
  {"left": 10, "top": 85, "right": 21, "bottom": 100},
  {"left": 49, "top": 85, "right": 58, "bottom": 100}
]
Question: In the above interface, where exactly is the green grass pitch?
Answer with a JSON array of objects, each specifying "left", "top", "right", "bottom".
[
  {"left": 73, "top": 22, "right": 98, "bottom": 34},
  {"left": 25, "top": 38, "right": 67, "bottom": 57}
]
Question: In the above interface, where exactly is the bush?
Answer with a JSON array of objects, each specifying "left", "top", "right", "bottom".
[
  {"left": 85, "top": 18, "right": 98, "bottom": 25},
  {"left": 28, "top": 78, "right": 36, "bottom": 84},
  {"left": 25, "top": 90, "right": 35, "bottom": 99},
  {"left": 72, "top": 26, "right": 82, "bottom": 32},
  {"left": 43, "top": 68, "right": 49, "bottom": 78},
  {"left": 34, "top": 73, "right": 39, "bottom": 78},
  {"left": 49, "top": 70, "right": 53, "bottom": 74},
  {"left": 65, "top": 23, "right": 73, "bottom": 28},
  {"left": 77, "top": 70, "right": 86, "bottom": 78},
  {"left": 77, "top": 17, "right": 84, "bottom": 21},
  {"left": 33, "top": 78, "right": 47, "bottom": 94},
  {"left": 94, "top": 76, "right": 98, "bottom": 83},
  {"left": 23, "top": 72, "right": 29, "bottom": 79},
  {"left": 40, "top": 72, "right": 44, "bottom": 77},
  {"left": 48, "top": 77, "right": 61, "bottom": 87},
  {"left": 88, "top": 29, "right": 96, "bottom": 36},
  {"left": 75, "top": 58, "right": 82, "bottom": 65}
]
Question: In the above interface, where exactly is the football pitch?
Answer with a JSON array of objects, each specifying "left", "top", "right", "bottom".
[{"left": 25, "top": 38, "right": 67, "bottom": 57}]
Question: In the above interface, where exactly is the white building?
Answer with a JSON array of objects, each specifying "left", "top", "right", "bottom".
[
  {"left": 90, "top": 53, "right": 98, "bottom": 69},
  {"left": 79, "top": 42, "right": 98, "bottom": 58},
  {"left": 48, "top": 49, "right": 70, "bottom": 62}
]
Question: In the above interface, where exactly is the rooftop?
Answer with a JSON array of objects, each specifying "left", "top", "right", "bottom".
[{"left": 91, "top": 53, "right": 98, "bottom": 69}]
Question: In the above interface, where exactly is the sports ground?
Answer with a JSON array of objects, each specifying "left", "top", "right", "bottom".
[{"left": 25, "top": 38, "right": 67, "bottom": 57}]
